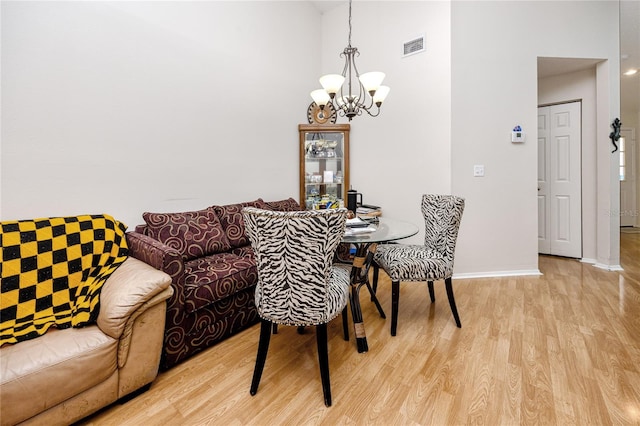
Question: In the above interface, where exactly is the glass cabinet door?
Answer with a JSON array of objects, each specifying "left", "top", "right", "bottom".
[{"left": 299, "top": 124, "right": 350, "bottom": 210}]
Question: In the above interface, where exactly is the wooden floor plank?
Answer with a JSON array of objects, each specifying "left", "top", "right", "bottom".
[{"left": 80, "top": 233, "right": 640, "bottom": 425}]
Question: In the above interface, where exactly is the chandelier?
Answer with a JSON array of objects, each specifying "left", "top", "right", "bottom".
[{"left": 309, "top": 0, "right": 390, "bottom": 122}]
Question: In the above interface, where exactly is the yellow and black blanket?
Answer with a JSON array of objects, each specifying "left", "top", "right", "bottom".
[{"left": 1, "top": 214, "right": 128, "bottom": 346}]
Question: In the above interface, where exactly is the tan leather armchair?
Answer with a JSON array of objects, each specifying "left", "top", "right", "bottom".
[{"left": 0, "top": 257, "right": 173, "bottom": 426}]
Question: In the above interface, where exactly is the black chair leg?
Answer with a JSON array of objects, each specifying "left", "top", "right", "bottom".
[
  {"left": 365, "top": 278, "right": 386, "bottom": 318},
  {"left": 342, "top": 306, "right": 349, "bottom": 341},
  {"left": 391, "top": 280, "right": 400, "bottom": 336},
  {"left": 316, "top": 323, "right": 332, "bottom": 407},
  {"left": 445, "top": 277, "right": 461, "bottom": 328},
  {"left": 272, "top": 323, "right": 278, "bottom": 334},
  {"left": 428, "top": 281, "right": 435, "bottom": 303},
  {"left": 372, "top": 262, "right": 379, "bottom": 298},
  {"left": 250, "top": 319, "right": 272, "bottom": 396}
]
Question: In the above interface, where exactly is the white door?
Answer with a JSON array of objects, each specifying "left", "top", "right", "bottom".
[{"left": 538, "top": 102, "right": 582, "bottom": 258}]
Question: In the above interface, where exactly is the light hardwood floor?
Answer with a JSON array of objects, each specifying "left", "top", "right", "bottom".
[{"left": 82, "top": 232, "right": 640, "bottom": 425}]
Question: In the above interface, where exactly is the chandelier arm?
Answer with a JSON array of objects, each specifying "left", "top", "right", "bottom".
[
  {"left": 350, "top": 50, "right": 362, "bottom": 103},
  {"left": 363, "top": 106, "right": 381, "bottom": 118},
  {"left": 358, "top": 85, "right": 370, "bottom": 109},
  {"left": 346, "top": 51, "right": 353, "bottom": 104},
  {"left": 351, "top": 49, "right": 361, "bottom": 71}
]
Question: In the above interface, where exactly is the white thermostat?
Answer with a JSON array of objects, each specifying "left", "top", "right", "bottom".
[
  {"left": 511, "top": 125, "right": 525, "bottom": 143},
  {"left": 511, "top": 131, "right": 525, "bottom": 143}
]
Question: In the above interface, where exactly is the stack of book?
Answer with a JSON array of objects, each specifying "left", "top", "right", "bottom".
[
  {"left": 356, "top": 204, "right": 381, "bottom": 218},
  {"left": 344, "top": 217, "right": 377, "bottom": 235}
]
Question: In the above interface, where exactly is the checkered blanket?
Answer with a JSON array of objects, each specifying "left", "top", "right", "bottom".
[{"left": 0, "top": 214, "right": 128, "bottom": 346}]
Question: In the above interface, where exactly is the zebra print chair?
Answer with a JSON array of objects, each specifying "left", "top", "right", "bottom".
[
  {"left": 242, "top": 207, "right": 350, "bottom": 407},
  {"left": 372, "top": 194, "right": 465, "bottom": 335}
]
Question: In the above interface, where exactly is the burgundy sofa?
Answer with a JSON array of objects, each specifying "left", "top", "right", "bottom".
[{"left": 125, "top": 198, "right": 301, "bottom": 370}]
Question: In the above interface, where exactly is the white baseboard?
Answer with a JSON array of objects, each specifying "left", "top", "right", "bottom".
[
  {"left": 583, "top": 258, "right": 624, "bottom": 271},
  {"left": 593, "top": 263, "right": 624, "bottom": 272},
  {"left": 453, "top": 269, "right": 542, "bottom": 279}
]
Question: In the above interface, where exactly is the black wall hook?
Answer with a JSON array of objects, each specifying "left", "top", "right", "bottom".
[{"left": 610, "top": 118, "right": 622, "bottom": 153}]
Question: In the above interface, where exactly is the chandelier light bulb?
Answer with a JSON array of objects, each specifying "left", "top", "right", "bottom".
[
  {"left": 359, "top": 72, "right": 385, "bottom": 94},
  {"left": 319, "top": 74, "right": 345, "bottom": 97},
  {"left": 311, "top": 89, "right": 331, "bottom": 107},
  {"left": 373, "top": 86, "right": 390, "bottom": 106}
]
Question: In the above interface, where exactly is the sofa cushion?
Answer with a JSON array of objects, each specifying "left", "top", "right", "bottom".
[
  {"left": 211, "top": 199, "right": 268, "bottom": 248},
  {"left": 230, "top": 245, "right": 254, "bottom": 259},
  {"left": 183, "top": 253, "right": 258, "bottom": 313},
  {"left": 143, "top": 208, "right": 231, "bottom": 261},
  {"left": 265, "top": 197, "right": 302, "bottom": 212},
  {"left": 0, "top": 325, "right": 117, "bottom": 425}
]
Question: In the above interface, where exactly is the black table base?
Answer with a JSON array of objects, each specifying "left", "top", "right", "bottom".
[{"left": 348, "top": 242, "right": 385, "bottom": 353}]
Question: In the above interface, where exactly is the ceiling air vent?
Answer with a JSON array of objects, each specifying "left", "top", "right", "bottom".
[{"left": 403, "top": 35, "right": 425, "bottom": 57}]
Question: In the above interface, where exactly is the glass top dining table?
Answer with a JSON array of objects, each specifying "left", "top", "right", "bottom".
[
  {"left": 342, "top": 217, "right": 419, "bottom": 244},
  {"left": 340, "top": 217, "right": 418, "bottom": 353}
]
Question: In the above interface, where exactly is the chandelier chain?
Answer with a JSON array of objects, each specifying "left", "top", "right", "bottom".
[{"left": 348, "top": 0, "right": 352, "bottom": 47}]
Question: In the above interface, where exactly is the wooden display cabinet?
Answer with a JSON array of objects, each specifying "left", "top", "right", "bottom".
[{"left": 298, "top": 124, "right": 350, "bottom": 210}]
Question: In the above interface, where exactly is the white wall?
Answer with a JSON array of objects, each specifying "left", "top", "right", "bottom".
[
  {"left": 2, "top": 1, "right": 622, "bottom": 275},
  {"left": 451, "top": 1, "right": 620, "bottom": 275},
  {"left": 1, "top": 1, "right": 320, "bottom": 228},
  {"left": 621, "top": 86, "right": 640, "bottom": 228},
  {"left": 319, "top": 1, "right": 452, "bottom": 245}
]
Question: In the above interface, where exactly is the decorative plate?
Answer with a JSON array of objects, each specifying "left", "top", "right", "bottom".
[{"left": 307, "top": 102, "right": 337, "bottom": 125}]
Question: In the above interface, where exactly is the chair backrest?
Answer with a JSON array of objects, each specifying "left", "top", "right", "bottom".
[
  {"left": 421, "top": 194, "right": 465, "bottom": 262},
  {"left": 242, "top": 207, "right": 348, "bottom": 326}
]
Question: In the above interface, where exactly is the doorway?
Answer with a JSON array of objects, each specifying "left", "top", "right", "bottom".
[
  {"left": 538, "top": 101, "right": 582, "bottom": 258},
  {"left": 619, "top": 128, "right": 637, "bottom": 228}
]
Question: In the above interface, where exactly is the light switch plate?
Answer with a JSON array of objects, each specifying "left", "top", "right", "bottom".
[{"left": 474, "top": 165, "right": 485, "bottom": 177}]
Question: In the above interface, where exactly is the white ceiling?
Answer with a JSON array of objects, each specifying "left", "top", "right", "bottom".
[{"left": 537, "top": 58, "right": 604, "bottom": 79}]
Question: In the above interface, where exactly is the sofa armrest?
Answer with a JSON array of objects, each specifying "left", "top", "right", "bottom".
[
  {"left": 97, "top": 257, "right": 172, "bottom": 340},
  {"left": 126, "top": 231, "right": 187, "bottom": 322},
  {"left": 126, "top": 231, "right": 185, "bottom": 284}
]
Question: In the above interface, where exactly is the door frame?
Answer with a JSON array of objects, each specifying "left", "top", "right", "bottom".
[
  {"left": 619, "top": 127, "right": 637, "bottom": 227},
  {"left": 537, "top": 59, "right": 621, "bottom": 270}
]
